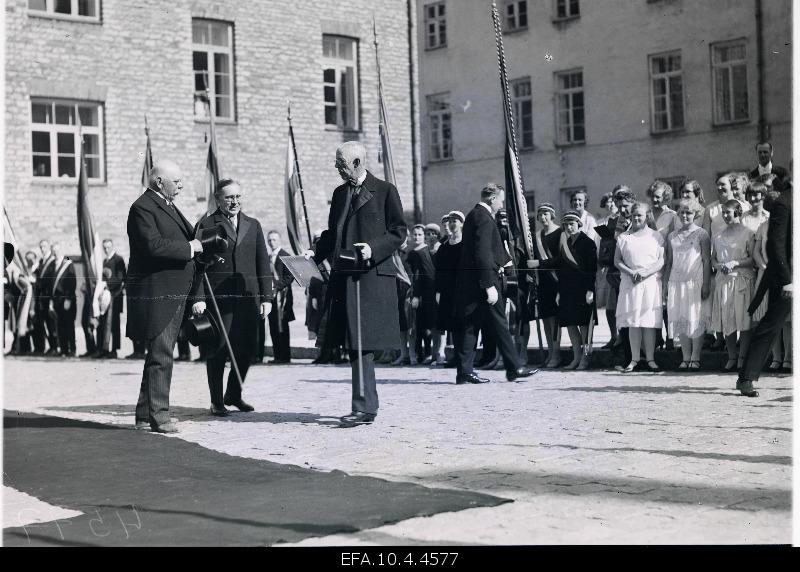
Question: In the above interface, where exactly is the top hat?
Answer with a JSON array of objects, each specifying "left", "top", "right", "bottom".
[
  {"left": 196, "top": 225, "right": 229, "bottom": 265},
  {"left": 184, "top": 310, "right": 221, "bottom": 347}
]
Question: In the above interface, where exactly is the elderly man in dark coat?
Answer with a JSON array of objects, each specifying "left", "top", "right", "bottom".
[
  {"left": 306, "top": 141, "right": 406, "bottom": 425},
  {"left": 127, "top": 160, "right": 203, "bottom": 433},
  {"left": 192, "top": 178, "right": 273, "bottom": 415}
]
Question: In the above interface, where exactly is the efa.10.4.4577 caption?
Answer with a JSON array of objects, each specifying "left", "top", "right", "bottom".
[{"left": 342, "top": 552, "right": 459, "bottom": 566}]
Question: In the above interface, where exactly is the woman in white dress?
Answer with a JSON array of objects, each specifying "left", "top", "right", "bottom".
[
  {"left": 663, "top": 199, "right": 711, "bottom": 370},
  {"left": 615, "top": 202, "right": 665, "bottom": 372},
  {"left": 710, "top": 199, "right": 756, "bottom": 371}
]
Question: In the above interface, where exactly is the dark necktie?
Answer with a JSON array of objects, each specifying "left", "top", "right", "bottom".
[{"left": 350, "top": 184, "right": 361, "bottom": 213}]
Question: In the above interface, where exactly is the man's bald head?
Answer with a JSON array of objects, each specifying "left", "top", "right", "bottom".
[
  {"left": 335, "top": 141, "right": 367, "bottom": 184},
  {"left": 149, "top": 160, "right": 184, "bottom": 200}
]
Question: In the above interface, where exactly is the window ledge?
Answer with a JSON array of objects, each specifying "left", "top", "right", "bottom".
[
  {"left": 324, "top": 125, "right": 362, "bottom": 134},
  {"left": 31, "top": 178, "right": 107, "bottom": 186},
  {"left": 554, "top": 140, "right": 586, "bottom": 148},
  {"left": 650, "top": 127, "right": 686, "bottom": 138},
  {"left": 28, "top": 11, "right": 102, "bottom": 24},
  {"left": 552, "top": 15, "right": 580, "bottom": 24},
  {"left": 424, "top": 44, "right": 448, "bottom": 52},
  {"left": 712, "top": 119, "right": 751, "bottom": 129},
  {"left": 426, "top": 157, "right": 454, "bottom": 165},
  {"left": 518, "top": 145, "right": 536, "bottom": 153},
  {"left": 194, "top": 117, "right": 238, "bottom": 126},
  {"left": 503, "top": 26, "right": 529, "bottom": 35}
]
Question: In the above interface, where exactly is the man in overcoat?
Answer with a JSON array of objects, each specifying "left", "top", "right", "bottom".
[
  {"left": 127, "top": 160, "right": 203, "bottom": 433},
  {"left": 192, "top": 178, "right": 273, "bottom": 415},
  {"left": 306, "top": 141, "right": 406, "bottom": 424}
]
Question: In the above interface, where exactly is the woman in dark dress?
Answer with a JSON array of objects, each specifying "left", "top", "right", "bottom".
[
  {"left": 529, "top": 203, "right": 563, "bottom": 368},
  {"left": 408, "top": 224, "right": 437, "bottom": 364},
  {"left": 434, "top": 211, "right": 464, "bottom": 365}
]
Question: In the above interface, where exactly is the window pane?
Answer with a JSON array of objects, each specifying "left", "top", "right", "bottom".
[
  {"left": 324, "top": 85, "right": 336, "bottom": 103},
  {"left": 215, "top": 96, "right": 230, "bottom": 119},
  {"left": 322, "top": 36, "right": 336, "bottom": 57},
  {"left": 718, "top": 68, "right": 732, "bottom": 122},
  {"left": 28, "top": 0, "right": 46, "bottom": 11},
  {"left": 427, "top": 5, "right": 435, "bottom": 18},
  {"left": 438, "top": 4, "right": 445, "bottom": 16},
  {"left": 78, "top": 0, "right": 95, "bottom": 17},
  {"left": 58, "top": 156, "right": 76, "bottom": 178},
  {"left": 83, "top": 134, "right": 99, "bottom": 155},
  {"left": 325, "top": 105, "right": 337, "bottom": 125},
  {"left": 440, "top": 23, "right": 446, "bottom": 45},
  {"left": 32, "top": 131, "right": 50, "bottom": 153},
  {"left": 193, "top": 51, "right": 208, "bottom": 72},
  {"left": 570, "top": 0, "right": 579, "bottom": 15},
  {"left": 85, "top": 157, "right": 100, "bottom": 179},
  {"left": 193, "top": 21, "right": 209, "bottom": 44},
  {"left": 651, "top": 57, "right": 665, "bottom": 75},
  {"left": 519, "top": 8, "right": 527, "bottom": 27},
  {"left": 732, "top": 65, "right": 749, "bottom": 119},
  {"left": 31, "top": 103, "right": 51, "bottom": 123},
  {"left": 557, "top": 0, "right": 566, "bottom": 18},
  {"left": 55, "top": 0, "right": 71, "bottom": 14},
  {"left": 55, "top": 104, "right": 75, "bottom": 125},
  {"left": 78, "top": 106, "right": 98, "bottom": 126},
  {"left": 323, "top": 68, "right": 335, "bottom": 83},
  {"left": 32, "top": 155, "right": 51, "bottom": 177},
  {"left": 653, "top": 77, "right": 666, "bottom": 96},
  {"left": 210, "top": 22, "right": 229, "bottom": 46},
  {"left": 339, "top": 39, "right": 353, "bottom": 60},
  {"left": 572, "top": 91, "right": 583, "bottom": 107},
  {"left": 341, "top": 67, "right": 356, "bottom": 128},
  {"left": 573, "top": 124, "right": 585, "bottom": 142},
  {"left": 214, "top": 53, "right": 230, "bottom": 77},
  {"left": 57, "top": 132, "right": 75, "bottom": 154}
]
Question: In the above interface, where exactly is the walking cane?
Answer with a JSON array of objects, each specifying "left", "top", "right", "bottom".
[
  {"left": 202, "top": 266, "right": 244, "bottom": 389},
  {"left": 355, "top": 276, "right": 364, "bottom": 398}
]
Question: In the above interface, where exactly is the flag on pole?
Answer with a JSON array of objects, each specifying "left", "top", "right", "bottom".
[
  {"left": 3, "top": 207, "right": 29, "bottom": 276},
  {"left": 284, "top": 126, "right": 303, "bottom": 256},
  {"left": 200, "top": 86, "right": 222, "bottom": 218},
  {"left": 77, "top": 135, "right": 105, "bottom": 320},
  {"left": 378, "top": 81, "right": 396, "bottom": 187},
  {"left": 140, "top": 116, "right": 153, "bottom": 192}
]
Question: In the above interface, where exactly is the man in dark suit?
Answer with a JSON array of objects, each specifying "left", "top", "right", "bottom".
[
  {"left": 266, "top": 230, "right": 294, "bottom": 364},
  {"left": 738, "top": 182, "right": 792, "bottom": 397},
  {"left": 29, "top": 241, "right": 52, "bottom": 355},
  {"left": 127, "top": 160, "right": 203, "bottom": 433},
  {"left": 192, "top": 178, "right": 273, "bottom": 415},
  {"left": 305, "top": 141, "right": 407, "bottom": 425},
  {"left": 48, "top": 241, "right": 76, "bottom": 357},
  {"left": 95, "top": 239, "right": 126, "bottom": 359},
  {"left": 38, "top": 240, "right": 61, "bottom": 355},
  {"left": 453, "top": 183, "right": 538, "bottom": 385},
  {"left": 750, "top": 142, "right": 789, "bottom": 188}
]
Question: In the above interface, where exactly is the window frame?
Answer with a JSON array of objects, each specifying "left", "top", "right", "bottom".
[
  {"left": 554, "top": 69, "right": 585, "bottom": 146},
  {"left": 424, "top": 1, "right": 447, "bottom": 50},
  {"left": 192, "top": 18, "right": 237, "bottom": 123},
  {"left": 511, "top": 77, "right": 534, "bottom": 150},
  {"left": 504, "top": 0, "right": 528, "bottom": 33},
  {"left": 321, "top": 35, "right": 361, "bottom": 132},
  {"left": 30, "top": 98, "right": 105, "bottom": 183},
  {"left": 648, "top": 50, "right": 685, "bottom": 134},
  {"left": 27, "top": 0, "right": 102, "bottom": 23},
  {"left": 427, "top": 92, "right": 453, "bottom": 163},
  {"left": 710, "top": 39, "right": 750, "bottom": 126},
  {"left": 553, "top": 0, "right": 580, "bottom": 22}
]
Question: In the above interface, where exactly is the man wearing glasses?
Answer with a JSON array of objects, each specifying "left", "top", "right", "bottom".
[
  {"left": 192, "top": 179, "right": 273, "bottom": 415},
  {"left": 127, "top": 160, "right": 204, "bottom": 433}
]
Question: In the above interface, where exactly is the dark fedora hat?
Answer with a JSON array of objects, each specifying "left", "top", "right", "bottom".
[
  {"left": 185, "top": 310, "right": 221, "bottom": 347},
  {"left": 196, "top": 224, "right": 229, "bottom": 265}
]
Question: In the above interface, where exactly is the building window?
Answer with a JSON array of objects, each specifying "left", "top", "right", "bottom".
[
  {"left": 712, "top": 40, "right": 749, "bottom": 124},
  {"left": 505, "top": 1, "right": 528, "bottom": 32},
  {"left": 28, "top": 0, "right": 100, "bottom": 21},
  {"left": 524, "top": 190, "right": 537, "bottom": 215},
  {"left": 554, "top": 0, "right": 580, "bottom": 20},
  {"left": 649, "top": 51, "right": 684, "bottom": 133},
  {"left": 511, "top": 78, "right": 533, "bottom": 150},
  {"left": 424, "top": 2, "right": 447, "bottom": 50},
  {"left": 427, "top": 93, "right": 452, "bottom": 162},
  {"left": 30, "top": 99, "right": 104, "bottom": 181},
  {"left": 322, "top": 35, "right": 360, "bottom": 131},
  {"left": 555, "top": 70, "right": 584, "bottom": 145},
  {"left": 192, "top": 19, "right": 235, "bottom": 121}
]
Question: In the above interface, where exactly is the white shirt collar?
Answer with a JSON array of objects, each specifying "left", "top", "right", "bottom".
[
  {"left": 352, "top": 171, "right": 368, "bottom": 188},
  {"left": 152, "top": 189, "right": 172, "bottom": 204},
  {"left": 478, "top": 202, "right": 493, "bottom": 215},
  {"left": 758, "top": 162, "right": 773, "bottom": 176}
]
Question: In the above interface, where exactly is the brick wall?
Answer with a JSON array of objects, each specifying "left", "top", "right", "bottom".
[{"left": 5, "top": 0, "right": 416, "bottom": 261}]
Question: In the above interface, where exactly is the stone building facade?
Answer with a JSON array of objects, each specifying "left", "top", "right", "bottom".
[
  {"left": 5, "top": 0, "right": 420, "bottom": 261},
  {"left": 417, "top": 0, "right": 792, "bottom": 221}
]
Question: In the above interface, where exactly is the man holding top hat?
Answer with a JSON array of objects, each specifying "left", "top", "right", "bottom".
[
  {"left": 127, "top": 160, "right": 204, "bottom": 433},
  {"left": 304, "top": 141, "right": 407, "bottom": 425},
  {"left": 191, "top": 178, "right": 273, "bottom": 415}
]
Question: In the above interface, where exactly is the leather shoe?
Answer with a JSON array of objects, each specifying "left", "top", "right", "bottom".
[
  {"left": 506, "top": 367, "right": 539, "bottom": 382},
  {"left": 151, "top": 422, "right": 178, "bottom": 433},
  {"left": 223, "top": 398, "right": 254, "bottom": 412},
  {"left": 210, "top": 404, "right": 230, "bottom": 416},
  {"left": 456, "top": 372, "right": 490, "bottom": 384},
  {"left": 340, "top": 411, "right": 376, "bottom": 424},
  {"left": 134, "top": 420, "right": 150, "bottom": 430},
  {"left": 736, "top": 379, "right": 759, "bottom": 398}
]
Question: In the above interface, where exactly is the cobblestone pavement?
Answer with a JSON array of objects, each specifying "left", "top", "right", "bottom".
[{"left": 2, "top": 356, "right": 793, "bottom": 545}]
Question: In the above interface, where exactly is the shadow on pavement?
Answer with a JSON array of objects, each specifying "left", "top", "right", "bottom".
[
  {"left": 556, "top": 385, "right": 736, "bottom": 396},
  {"left": 533, "top": 443, "right": 792, "bottom": 465},
  {"left": 299, "top": 378, "right": 452, "bottom": 386}
]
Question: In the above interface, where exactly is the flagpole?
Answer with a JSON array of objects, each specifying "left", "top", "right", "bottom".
[{"left": 287, "top": 102, "right": 313, "bottom": 249}]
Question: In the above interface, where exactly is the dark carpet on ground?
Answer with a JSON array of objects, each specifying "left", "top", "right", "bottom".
[{"left": 3, "top": 411, "right": 508, "bottom": 546}]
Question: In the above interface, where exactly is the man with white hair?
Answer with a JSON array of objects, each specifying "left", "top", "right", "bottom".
[
  {"left": 127, "top": 160, "right": 204, "bottom": 433},
  {"left": 305, "top": 141, "right": 407, "bottom": 425}
]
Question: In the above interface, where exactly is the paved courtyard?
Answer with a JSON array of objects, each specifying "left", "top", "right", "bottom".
[{"left": 2, "top": 355, "right": 793, "bottom": 545}]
